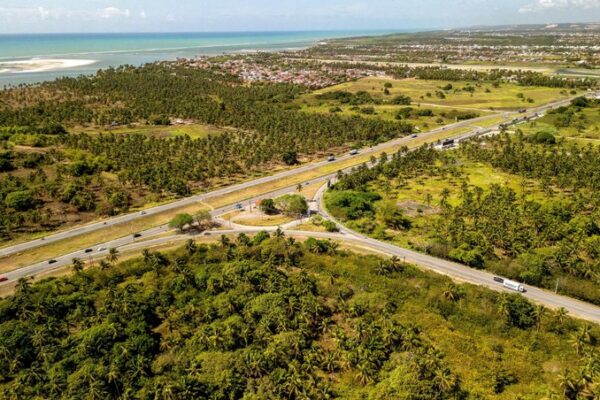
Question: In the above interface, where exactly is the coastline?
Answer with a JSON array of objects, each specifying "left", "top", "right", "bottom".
[{"left": 0, "top": 59, "right": 97, "bottom": 74}]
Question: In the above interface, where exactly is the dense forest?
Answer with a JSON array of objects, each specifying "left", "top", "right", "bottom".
[
  {"left": 327, "top": 105, "right": 600, "bottom": 304},
  {"left": 0, "top": 234, "right": 598, "bottom": 399}
]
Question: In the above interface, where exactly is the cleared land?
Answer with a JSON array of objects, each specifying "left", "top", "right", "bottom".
[
  {"left": 78, "top": 122, "right": 227, "bottom": 139},
  {"left": 304, "top": 77, "right": 574, "bottom": 111}
]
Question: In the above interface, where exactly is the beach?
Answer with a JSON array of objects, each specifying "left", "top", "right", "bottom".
[{"left": 0, "top": 59, "right": 97, "bottom": 74}]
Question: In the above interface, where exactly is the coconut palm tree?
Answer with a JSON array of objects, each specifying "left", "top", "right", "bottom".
[
  {"left": 72, "top": 258, "right": 84, "bottom": 274},
  {"left": 533, "top": 304, "right": 546, "bottom": 331},
  {"left": 108, "top": 247, "right": 119, "bottom": 264}
]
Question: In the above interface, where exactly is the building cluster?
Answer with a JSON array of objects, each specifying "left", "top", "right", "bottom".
[{"left": 187, "top": 57, "right": 386, "bottom": 88}]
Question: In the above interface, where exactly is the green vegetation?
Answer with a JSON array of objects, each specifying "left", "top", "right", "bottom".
[
  {"left": 1, "top": 236, "right": 598, "bottom": 398},
  {"left": 519, "top": 98, "right": 600, "bottom": 142},
  {"left": 0, "top": 64, "right": 413, "bottom": 243},
  {"left": 327, "top": 139, "right": 600, "bottom": 305},
  {"left": 274, "top": 194, "right": 309, "bottom": 217}
]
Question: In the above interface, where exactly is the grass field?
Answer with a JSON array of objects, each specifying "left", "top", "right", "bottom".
[
  {"left": 305, "top": 77, "right": 573, "bottom": 111},
  {"left": 78, "top": 123, "right": 226, "bottom": 139}
]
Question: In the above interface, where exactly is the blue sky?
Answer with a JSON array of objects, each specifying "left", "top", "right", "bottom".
[{"left": 1, "top": 0, "right": 599, "bottom": 33}]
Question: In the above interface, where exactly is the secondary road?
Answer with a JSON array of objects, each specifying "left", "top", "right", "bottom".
[{"left": 0, "top": 93, "right": 579, "bottom": 260}]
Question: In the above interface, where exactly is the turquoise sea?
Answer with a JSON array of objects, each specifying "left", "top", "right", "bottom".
[{"left": 0, "top": 31, "right": 402, "bottom": 86}]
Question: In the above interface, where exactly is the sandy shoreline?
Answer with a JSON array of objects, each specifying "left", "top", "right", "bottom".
[{"left": 0, "top": 59, "right": 97, "bottom": 74}]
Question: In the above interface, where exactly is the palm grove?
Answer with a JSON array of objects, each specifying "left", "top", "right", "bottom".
[{"left": 1, "top": 233, "right": 598, "bottom": 398}]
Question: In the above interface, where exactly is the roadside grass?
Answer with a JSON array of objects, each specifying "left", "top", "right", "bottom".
[
  {"left": 298, "top": 181, "right": 327, "bottom": 200},
  {"left": 0, "top": 202, "right": 208, "bottom": 274},
  {"left": 232, "top": 214, "right": 296, "bottom": 227},
  {"left": 307, "top": 77, "right": 572, "bottom": 110}
]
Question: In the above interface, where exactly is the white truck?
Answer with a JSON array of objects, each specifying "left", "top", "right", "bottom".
[{"left": 494, "top": 276, "right": 525, "bottom": 293}]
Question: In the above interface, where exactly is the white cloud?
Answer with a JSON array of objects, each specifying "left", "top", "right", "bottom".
[
  {"left": 0, "top": 6, "right": 137, "bottom": 21},
  {"left": 96, "top": 7, "right": 131, "bottom": 19},
  {"left": 520, "top": 0, "right": 600, "bottom": 12}
]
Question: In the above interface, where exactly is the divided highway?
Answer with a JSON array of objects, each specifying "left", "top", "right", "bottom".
[{"left": 3, "top": 93, "right": 599, "bottom": 324}]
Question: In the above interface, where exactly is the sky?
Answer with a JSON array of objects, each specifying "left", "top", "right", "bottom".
[{"left": 0, "top": 0, "right": 599, "bottom": 33}]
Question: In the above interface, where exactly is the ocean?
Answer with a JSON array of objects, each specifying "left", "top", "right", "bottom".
[{"left": 0, "top": 30, "right": 400, "bottom": 86}]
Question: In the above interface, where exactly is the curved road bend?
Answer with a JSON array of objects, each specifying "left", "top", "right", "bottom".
[{"left": 0, "top": 94, "right": 579, "bottom": 259}]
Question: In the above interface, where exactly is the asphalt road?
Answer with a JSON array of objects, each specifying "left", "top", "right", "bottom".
[{"left": 1, "top": 95, "right": 575, "bottom": 260}]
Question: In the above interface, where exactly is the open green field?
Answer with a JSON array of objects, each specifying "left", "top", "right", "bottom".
[
  {"left": 303, "top": 77, "right": 574, "bottom": 111},
  {"left": 518, "top": 103, "right": 600, "bottom": 141},
  {"left": 78, "top": 123, "right": 226, "bottom": 139},
  {"left": 300, "top": 102, "right": 494, "bottom": 131}
]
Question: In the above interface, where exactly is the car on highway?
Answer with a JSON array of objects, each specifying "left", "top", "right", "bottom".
[
  {"left": 235, "top": 203, "right": 243, "bottom": 210},
  {"left": 48, "top": 259, "right": 57, "bottom": 264},
  {"left": 140, "top": 211, "right": 147, "bottom": 215},
  {"left": 98, "top": 246, "right": 107, "bottom": 252},
  {"left": 349, "top": 149, "right": 358, "bottom": 156},
  {"left": 411, "top": 134, "right": 418, "bottom": 138},
  {"left": 327, "top": 155, "right": 335, "bottom": 162},
  {"left": 133, "top": 233, "right": 142, "bottom": 238},
  {"left": 84, "top": 248, "right": 93, "bottom": 253},
  {"left": 0, "top": 276, "right": 8, "bottom": 283}
]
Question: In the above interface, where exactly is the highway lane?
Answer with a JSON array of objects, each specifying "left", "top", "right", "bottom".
[
  {"left": 1, "top": 94, "right": 576, "bottom": 259},
  {"left": 6, "top": 225, "right": 599, "bottom": 324}
]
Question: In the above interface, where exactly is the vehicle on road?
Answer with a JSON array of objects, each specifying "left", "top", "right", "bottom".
[
  {"left": 411, "top": 134, "right": 418, "bottom": 138},
  {"left": 0, "top": 276, "right": 8, "bottom": 283},
  {"left": 518, "top": 108, "right": 527, "bottom": 113},
  {"left": 349, "top": 149, "right": 358, "bottom": 156},
  {"left": 493, "top": 276, "right": 504, "bottom": 283},
  {"left": 133, "top": 233, "right": 142, "bottom": 238},
  {"left": 235, "top": 203, "right": 243, "bottom": 210},
  {"left": 327, "top": 155, "right": 335, "bottom": 162},
  {"left": 84, "top": 248, "right": 93, "bottom": 253},
  {"left": 502, "top": 279, "right": 526, "bottom": 293},
  {"left": 48, "top": 259, "right": 57, "bottom": 264},
  {"left": 140, "top": 211, "right": 147, "bottom": 215},
  {"left": 98, "top": 247, "right": 107, "bottom": 252}
]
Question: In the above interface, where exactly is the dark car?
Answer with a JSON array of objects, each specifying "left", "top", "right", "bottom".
[
  {"left": 84, "top": 248, "right": 93, "bottom": 253},
  {"left": 133, "top": 233, "right": 142, "bottom": 238},
  {"left": 48, "top": 259, "right": 57, "bottom": 264},
  {"left": 0, "top": 276, "right": 8, "bottom": 283}
]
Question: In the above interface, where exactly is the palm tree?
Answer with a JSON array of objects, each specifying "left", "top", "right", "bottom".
[
  {"left": 442, "top": 283, "right": 459, "bottom": 302},
  {"left": 497, "top": 294, "right": 510, "bottom": 323},
  {"left": 99, "top": 260, "right": 111, "bottom": 271},
  {"left": 555, "top": 307, "right": 569, "bottom": 326},
  {"left": 72, "top": 258, "right": 84, "bottom": 274},
  {"left": 185, "top": 239, "right": 197, "bottom": 255},
  {"left": 219, "top": 235, "right": 231, "bottom": 248},
  {"left": 274, "top": 227, "right": 285, "bottom": 238},
  {"left": 108, "top": 247, "right": 119, "bottom": 264},
  {"left": 142, "top": 249, "right": 152, "bottom": 264},
  {"left": 570, "top": 325, "right": 592, "bottom": 356},
  {"left": 533, "top": 304, "right": 546, "bottom": 332}
]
